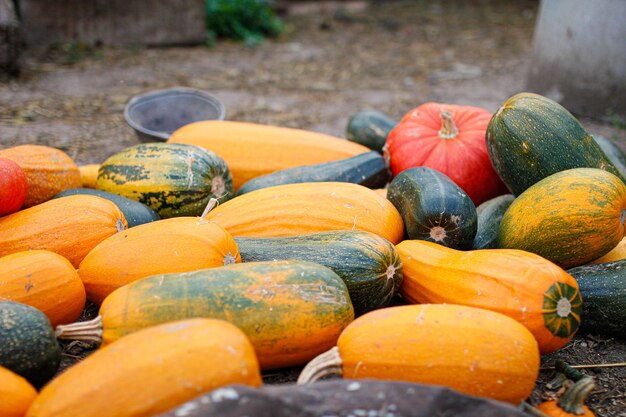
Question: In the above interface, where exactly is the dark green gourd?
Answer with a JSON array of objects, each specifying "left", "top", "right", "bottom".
[
  {"left": 346, "top": 110, "right": 397, "bottom": 153},
  {"left": 472, "top": 194, "right": 515, "bottom": 249}
]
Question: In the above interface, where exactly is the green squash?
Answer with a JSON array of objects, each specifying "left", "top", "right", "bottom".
[
  {"left": 96, "top": 143, "right": 233, "bottom": 218},
  {"left": 486, "top": 93, "right": 625, "bottom": 195},
  {"left": 53, "top": 188, "right": 160, "bottom": 228},
  {"left": 346, "top": 110, "right": 396, "bottom": 153},
  {"left": 387, "top": 167, "right": 477, "bottom": 250},
  {"left": 567, "top": 260, "right": 626, "bottom": 338},
  {"left": 593, "top": 134, "right": 626, "bottom": 179},
  {"left": 472, "top": 194, "right": 515, "bottom": 249},
  {"left": 0, "top": 301, "right": 61, "bottom": 388},
  {"left": 235, "top": 230, "right": 402, "bottom": 316},
  {"left": 237, "top": 151, "right": 389, "bottom": 195}
]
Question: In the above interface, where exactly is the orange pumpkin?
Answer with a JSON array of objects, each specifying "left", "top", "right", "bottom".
[
  {"left": 0, "top": 145, "right": 81, "bottom": 207},
  {"left": 537, "top": 377, "right": 596, "bottom": 417},
  {"left": 0, "top": 365, "right": 37, "bottom": 417},
  {"left": 168, "top": 121, "right": 370, "bottom": 190},
  {"left": 78, "top": 164, "right": 100, "bottom": 189},
  {"left": 78, "top": 217, "right": 240, "bottom": 304},
  {"left": 205, "top": 182, "right": 404, "bottom": 244},
  {"left": 0, "top": 157, "right": 27, "bottom": 216},
  {"left": 396, "top": 240, "right": 582, "bottom": 354},
  {"left": 0, "top": 250, "right": 85, "bottom": 326},
  {"left": 0, "top": 195, "right": 127, "bottom": 268},
  {"left": 298, "top": 304, "right": 540, "bottom": 404},
  {"left": 26, "top": 318, "right": 262, "bottom": 417}
]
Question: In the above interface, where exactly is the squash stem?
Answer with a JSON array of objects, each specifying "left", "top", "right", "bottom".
[
  {"left": 297, "top": 346, "right": 343, "bottom": 384},
  {"left": 438, "top": 111, "right": 459, "bottom": 139},
  {"left": 199, "top": 198, "right": 220, "bottom": 221},
  {"left": 55, "top": 316, "right": 104, "bottom": 344},
  {"left": 557, "top": 376, "right": 595, "bottom": 415}
]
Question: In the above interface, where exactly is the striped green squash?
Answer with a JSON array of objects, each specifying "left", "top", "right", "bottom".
[
  {"left": 96, "top": 143, "right": 233, "bottom": 218},
  {"left": 235, "top": 230, "right": 402, "bottom": 316}
]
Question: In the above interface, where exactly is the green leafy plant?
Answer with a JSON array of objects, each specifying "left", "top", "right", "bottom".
[{"left": 205, "top": 0, "right": 284, "bottom": 46}]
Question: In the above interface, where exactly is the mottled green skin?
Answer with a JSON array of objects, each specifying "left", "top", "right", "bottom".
[
  {"left": 346, "top": 110, "right": 397, "bottom": 153},
  {"left": 53, "top": 188, "right": 160, "bottom": 227},
  {"left": 235, "top": 230, "right": 403, "bottom": 316},
  {"left": 102, "top": 260, "right": 354, "bottom": 350},
  {"left": 237, "top": 151, "right": 389, "bottom": 195},
  {"left": 567, "top": 260, "right": 626, "bottom": 338},
  {"left": 472, "top": 194, "right": 515, "bottom": 249},
  {"left": 486, "top": 93, "right": 625, "bottom": 196},
  {"left": 593, "top": 134, "right": 626, "bottom": 180},
  {"left": 387, "top": 167, "right": 477, "bottom": 250},
  {"left": 0, "top": 301, "right": 61, "bottom": 388},
  {"left": 97, "top": 143, "right": 233, "bottom": 218}
]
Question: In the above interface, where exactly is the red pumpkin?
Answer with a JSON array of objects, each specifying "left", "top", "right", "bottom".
[
  {"left": 385, "top": 103, "right": 508, "bottom": 205},
  {"left": 0, "top": 158, "right": 27, "bottom": 216}
]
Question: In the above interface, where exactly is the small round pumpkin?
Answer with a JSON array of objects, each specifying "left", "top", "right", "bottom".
[
  {"left": 0, "top": 365, "right": 37, "bottom": 417},
  {"left": 0, "top": 157, "right": 27, "bottom": 216},
  {"left": 537, "top": 377, "right": 596, "bottom": 417},
  {"left": 385, "top": 102, "right": 508, "bottom": 205}
]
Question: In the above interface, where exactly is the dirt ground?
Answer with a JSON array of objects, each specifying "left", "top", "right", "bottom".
[{"left": 1, "top": 0, "right": 624, "bottom": 415}]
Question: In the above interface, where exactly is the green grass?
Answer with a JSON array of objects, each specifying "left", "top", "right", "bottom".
[{"left": 205, "top": 0, "right": 284, "bottom": 46}]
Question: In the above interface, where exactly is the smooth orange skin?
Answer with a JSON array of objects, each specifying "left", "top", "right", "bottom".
[
  {"left": 0, "top": 250, "right": 85, "bottom": 326},
  {"left": 0, "top": 145, "right": 81, "bottom": 207},
  {"left": 0, "top": 366, "right": 37, "bottom": 417},
  {"left": 79, "top": 217, "right": 241, "bottom": 304},
  {"left": 205, "top": 182, "right": 404, "bottom": 244},
  {"left": 590, "top": 237, "right": 626, "bottom": 264},
  {"left": 168, "top": 120, "right": 370, "bottom": 190},
  {"left": 26, "top": 318, "right": 262, "bottom": 417},
  {"left": 373, "top": 188, "right": 387, "bottom": 198},
  {"left": 0, "top": 195, "right": 127, "bottom": 268},
  {"left": 396, "top": 240, "right": 580, "bottom": 354},
  {"left": 537, "top": 401, "right": 595, "bottom": 417},
  {"left": 337, "top": 304, "right": 540, "bottom": 404},
  {"left": 78, "top": 164, "right": 100, "bottom": 189}
]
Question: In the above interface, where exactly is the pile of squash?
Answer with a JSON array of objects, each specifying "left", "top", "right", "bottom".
[{"left": 0, "top": 92, "right": 623, "bottom": 417}]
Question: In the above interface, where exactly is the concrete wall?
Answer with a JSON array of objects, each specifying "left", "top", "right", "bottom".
[
  {"left": 527, "top": 0, "right": 626, "bottom": 118},
  {"left": 19, "top": 0, "right": 206, "bottom": 47}
]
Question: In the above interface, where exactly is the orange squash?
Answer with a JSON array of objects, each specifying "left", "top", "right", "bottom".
[
  {"left": 78, "top": 164, "right": 100, "bottom": 189},
  {"left": 373, "top": 188, "right": 387, "bottom": 198},
  {"left": 205, "top": 182, "right": 404, "bottom": 244},
  {"left": 0, "top": 250, "right": 85, "bottom": 326},
  {"left": 79, "top": 216, "right": 240, "bottom": 304},
  {"left": 591, "top": 237, "right": 626, "bottom": 264},
  {"left": 26, "top": 318, "right": 262, "bottom": 417},
  {"left": 298, "top": 304, "right": 540, "bottom": 404},
  {"left": 0, "top": 145, "right": 81, "bottom": 207},
  {"left": 0, "top": 195, "right": 127, "bottom": 268},
  {"left": 168, "top": 121, "right": 370, "bottom": 189},
  {"left": 537, "top": 377, "right": 596, "bottom": 417},
  {"left": 0, "top": 365, "right": 38, "bottom": 417},
  {"left": 396, "top": 240, "right": 582, "bottom": 354}
]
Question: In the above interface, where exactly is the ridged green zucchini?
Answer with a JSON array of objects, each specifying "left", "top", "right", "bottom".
[
  {"left": 237, "top": 151, "right": 389, "bottom": 195},
  {"left": 472, "top": 194, "right": 515, "bottom": 249},
  {"left": 53, "top": 188, "right": 160, "bottom": 228},
  {"left": 0, "top": 301, "right": 61, "bottom": 388},
  {"left": 387, "top": 167, "right": 477, "bottom": 249},
  {"left": 566, "top": 260, "right": 626, "bottom": 338},
  {"left": 235, "top": 230, "right": 402, "bottom": 316},
  {"left": 346, "top": 110, "right": 397, "bottom": 152},
  {"left": 96, "top": 143, "right": 233, "bottom": 218},
  {"left": 486, "top": 93, "right": 625, "bottom": 195},
  {"left": 593, "top": 134, "right": 626, "bottom": 179},
  {"left": 55, "top": 260, "right": 354, "bottom": 370}
]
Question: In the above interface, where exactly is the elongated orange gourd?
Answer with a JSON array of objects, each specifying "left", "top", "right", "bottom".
[
  {"left": 591, "top": 237, "right": 626, "bottom": 264},
  {"left": 0, "top": 366, "right": 37, "bottom": 417},
  {"left": 79, "top": 217, "right": 240, "bottom": 304},
  {"left": 78, "top": 164, "right": 100, "bottom": 188},
  {"left": 0, "top": 145, "right": 81, "bottom": 207},
  {"left": 298, "top": 304, "right": 540, "bottom": 404},
  {"left": 0, "top": 250, "right": 85, "bottom": 326},
  {"left": 396, "top": 240, "right": 582, "bottom": 354},
  {"left": 0, "top": 195, "right": 127, "bottom": 267},
  {"left": 26, "top": 319, "right": 262, "bottom": 417},
  {"left": 168, "top": 121, "right": 370, "bottom": 189},
  {"left": 205, "top": 182, "right": 404, "bottom": 244}
]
